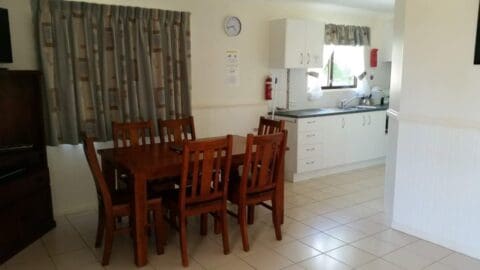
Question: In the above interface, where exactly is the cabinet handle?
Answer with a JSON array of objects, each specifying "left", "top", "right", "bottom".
[
  {"left": 342, "top": 118, "right": 345, "bottom": 128},
  {"left": 300, "top": 53, "right": 304, "bottom": 65},
  {"left": 306, "top": 147, "right": 315, "bottom": 152},
  {"left": 307, "top": 120, "right": 316, "bottom": 124},
  {"left": 362, "top": 115, "right": 366, "bottom": 126},
  {"left": 306, "top": 134, "right": 316, "bottom": 138},
  {"left": 306, "top": 161, "right": 315, "bottom": 165},
  {"left": 307, "top": 53, "right": 311, "bottom": 65},
  {"left": 368, "top": 115, "right": 372, "bottom": 125}
]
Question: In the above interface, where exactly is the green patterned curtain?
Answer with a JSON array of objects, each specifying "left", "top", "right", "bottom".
[
  {"left": 325, "top": 24, "right": 370, "bottom": 46},
  {"left": 37, "top": 0, "right": 192, "bottom": 145}
]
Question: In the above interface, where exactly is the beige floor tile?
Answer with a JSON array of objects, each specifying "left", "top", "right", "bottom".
[
  {"left": 210, "top": 256, "right": 254, "bottom": 270},
  {"left": 383, "top": 248, "right": 437, "bottom": 270},
  {"left": 297, "top": 254, "right": 352, "bottom": 270},
  {"left": 149, "top": 245, "right": 203, "bottom": 270},
  {"left": 4, "top": 257, "right": 56, "bottom": 270},
  {"left": 327, "top": 245, "right": 376, "bottom": 267},
  {"left": 282, "top": 221, "right": 319, "bottom": 239},
  {"left": 440, "top": 252, "right": 480, "bottom": 270},
  {"left": 189, "top": 238, "right": 238, "bottom": 269},
  {"left": 323, "top": 209, "right": 363, "bottom": 224},
  {"left": 286, "top": 207, "right": 317, "bottom": 221},
  {"left": 52, "top": 248, "right": 99, "bottom": 270},
  {"left": 373, "top": 229, "right": 418, "bottom": 246},
  {"left": 301, "top": 215, "right": 340, "bottom": 231},
  {"left": 403, "top": 240, "right": 453, "bottom": 261},
  {"left": 346, "top": 219, "right": 388, "bottom": 235},
  {"left": 281, "top": 265, "right": 304, "bottom": 270},
  {"left": 356, "top": 258, "right": 403, "bottom": 270},
  {"left": 273, "top": 241, "right": 320, "bottom": 263},
  {"left": 299, "top": 233, "right": 345, "bottom": 253},
  {"left": 42, "top": 224, "right": 87, "bottom": 256},
  {"left": 242, "top": 249, "right": 292, "bottom": 270},
  {"left": 325, "top": 226, "right": 367, "bottom": 243},
  {"left": 4, "top": 240, "right": 49, "bottom": 265},
  {"left": 304, "top": 201, "right": 338, "bottom": 215},
  {"left": 351, "top": 237, "right": 401, "bottom": 256},
  {"left": 423, "top": 263, "right": 455, "bottom": 270}
]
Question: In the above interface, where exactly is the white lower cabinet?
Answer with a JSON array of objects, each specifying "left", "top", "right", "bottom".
[{"left": 280, "top": 110, "right": 387, "bottom": 181}]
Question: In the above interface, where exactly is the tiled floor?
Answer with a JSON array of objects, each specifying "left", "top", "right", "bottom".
[{"left": 3, "top": 165, "right": 480, "bottom": 269}]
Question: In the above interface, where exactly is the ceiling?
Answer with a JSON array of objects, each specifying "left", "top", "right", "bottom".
[{"left": 270, "top": 0, "right": 395, "bottom": 12}]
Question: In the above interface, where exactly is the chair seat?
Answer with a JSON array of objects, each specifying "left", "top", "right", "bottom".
[{"left": 110, "top": 191, "right": 163, "bottom": 216}]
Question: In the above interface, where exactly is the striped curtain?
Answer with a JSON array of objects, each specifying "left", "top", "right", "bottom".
[
  {"left": 325, "top": 24, "right": 370, "bottom": 46},
  {"left": 37, "top": 0, "right": 192, "bottom": 145}
]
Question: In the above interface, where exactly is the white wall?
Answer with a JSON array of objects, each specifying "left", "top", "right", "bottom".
[
  {"left": 0, "top": 0, "right": 391, "bottom": 215},
  {"left": 391, "top": 0, "right": 480, "bottom": 259}
]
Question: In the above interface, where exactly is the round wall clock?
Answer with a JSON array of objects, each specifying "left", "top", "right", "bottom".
[{"left": 224, "top": 16, "right": 242, "bottom": 37}]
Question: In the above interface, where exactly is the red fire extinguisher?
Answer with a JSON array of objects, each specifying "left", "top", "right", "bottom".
[
  {"left": 265, "top": 75, "right": 273, "bottom": 100},
  {"left": 370, "top": 48, "right": 378, "bottom": 68}
]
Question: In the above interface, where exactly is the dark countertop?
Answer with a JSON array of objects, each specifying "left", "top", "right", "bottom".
[{"left": 271, "top": 104, "right": 389, "bottom": 119}]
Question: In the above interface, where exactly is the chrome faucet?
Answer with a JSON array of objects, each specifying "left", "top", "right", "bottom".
[{"left": 339, "top": 95, "right": 358, "bottom": 109}]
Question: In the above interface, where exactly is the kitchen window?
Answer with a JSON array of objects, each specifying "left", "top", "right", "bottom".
[{"left": 308, "top": 45, "right": 365, "bottom": 93}]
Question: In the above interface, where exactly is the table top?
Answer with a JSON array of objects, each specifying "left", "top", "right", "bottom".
[{"left": 98, "top": 135, "right": 247, "bottom": 178}]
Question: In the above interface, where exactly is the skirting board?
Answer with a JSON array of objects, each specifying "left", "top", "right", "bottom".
[
  {"left": 286, "top": 157, "right": 386, "bottom": 182},
  {"left": 392, "top": 221, "right": 480, "bottom": 260}
]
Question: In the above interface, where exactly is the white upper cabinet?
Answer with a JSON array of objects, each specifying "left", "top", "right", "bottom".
[
  {"left": 380, "top": 19, "right": 394, "bottom": 62},
  {"left": 269, "top": 19, "right": 325, "bottom": 69}
]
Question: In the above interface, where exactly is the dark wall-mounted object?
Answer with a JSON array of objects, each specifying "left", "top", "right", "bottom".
[
  {"left": 475, "top": 2, "right": 480, "bottom": 64},
  {"left": 0, "top": 70, "right": 56, "bottom": 264},
  {"left": 0, "top": 8, "right": 13, "bottom": 63}
]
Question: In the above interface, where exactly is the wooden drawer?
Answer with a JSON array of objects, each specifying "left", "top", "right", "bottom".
[
  {"left": 0, "top": 169, "right": 50, "bottom": 208},
  {"left": 298, "top": 118, "right": 323, "bottom": 132},
  {"left": 298, "top": 144, "right": 323, "bottom": 159},
  {"left": 298, "top": 157, "right": 323, "bottom": 173}
]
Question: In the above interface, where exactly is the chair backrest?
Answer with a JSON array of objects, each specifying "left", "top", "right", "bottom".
[
  {"left": 112, "top": 121, "right": 155, "bottom": 148},
  {"left": 83, "top": 137, "right": 113, "bottom": 210},
  {"left": 258, "top": 116, "right": 285, "bottom": 135},
  {"left": 158, "top": 116, "right": 196, "bottom": 144},
  {"left": 179, "top": 135, "right": 233, "bottom": 207},
  {"left": 240, "top": 130, "right": 288, "bottom": 197}
]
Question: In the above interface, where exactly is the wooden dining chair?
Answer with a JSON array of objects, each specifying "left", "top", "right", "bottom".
[
  {"left": 158, "top": 116, "right": 196, "bottom": 144},
  {"left": 258, "top": 116, "right": 285, "bottom": 135},
  {"left": 112, "top": 120, "right": 155, "bottom": 148},
  {"left": 164, "top": 135, "right": 233, "bottom": 267},
  {"left": 82, "top": 137, "right": 166, "bottom": 265},
  {"left": 227, "top": 131, "right": 288, "bottom": 252},
  {"left": 244, "top": 116, "right": 286, "bottom": 224}
]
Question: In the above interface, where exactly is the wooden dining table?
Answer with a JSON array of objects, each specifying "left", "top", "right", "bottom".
[{"left": 98, "top": 135, "right": 285, "bottom": 267}]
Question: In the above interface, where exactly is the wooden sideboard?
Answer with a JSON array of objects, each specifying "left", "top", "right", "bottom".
[{"left": 0, "top": 70, "right": 56, "bottom": 263}]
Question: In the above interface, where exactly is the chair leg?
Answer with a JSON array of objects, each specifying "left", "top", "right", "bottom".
[
  {"left": 220, "top": 209, "right": 230, "bottom": 254},
  {"left": 247, "top": 205, "right": 255, "bottom": 225},
  {"left": 272, "top": 197, "right": 282, "bottom": 241},
  {"left": 153, "top": 208, "right": 165, "bottom": 255},
  {"left": 200, "top": 213, "right": 208, "bottom": 236},
  {"left": 238, "top": 205, "right": 249, "bottom": 252},
  {"left": 95, "top": 208, "right": 105, "bottom": 248},
  {"left": 101, "top": 219, "right": 114, "bottom": 266},
  {"left": 179, "top": 215, "right": 189, "bottom": 267}
]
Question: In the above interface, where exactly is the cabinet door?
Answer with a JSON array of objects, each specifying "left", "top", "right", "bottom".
[
  {"left": 345, "top": 113, "right": 369, "bottom": 164},
  {"left": 323, "top": 115, "right": 346, "bottom": 168},
  {"left": 284, "top": 19, "right": 306, "bottom": 68},
  {"left": 367, "top": 111, "right": 388, "bottom": 159},
  {"left": 306, "top": 21, "right": 325, "bottom": 68}
]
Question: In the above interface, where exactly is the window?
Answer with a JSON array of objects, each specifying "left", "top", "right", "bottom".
[{"left": 308, "top": 45, "right": 365, "bottom": 93}]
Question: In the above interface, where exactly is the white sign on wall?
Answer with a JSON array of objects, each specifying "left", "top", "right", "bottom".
[{"left": 225, "top": 50, "right": 240, "bottom": 87}]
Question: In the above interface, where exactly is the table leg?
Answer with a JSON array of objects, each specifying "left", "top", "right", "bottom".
[{"left": 132, "top": 173, "right": 148, "bottom": 267}]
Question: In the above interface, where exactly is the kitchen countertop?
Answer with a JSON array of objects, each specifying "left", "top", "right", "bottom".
[{"left": 271, "top": 104, "right": 389, "bottom": 119}]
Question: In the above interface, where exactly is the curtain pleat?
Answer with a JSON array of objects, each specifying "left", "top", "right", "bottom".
[
  {"left": 325, "top": 24, "right": 370, "bottom": 46},
  {"left": 37, "top": 0, "right": 192, "bottom": 145}
]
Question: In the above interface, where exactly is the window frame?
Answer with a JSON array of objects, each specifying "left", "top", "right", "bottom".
[{"left": 321, "top": 49, "right": 358, "bottom": 90}]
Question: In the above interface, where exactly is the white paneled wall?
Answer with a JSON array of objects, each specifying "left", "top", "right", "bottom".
[{"left": 392, "top": 119, "right": 480, "bottom": 259}]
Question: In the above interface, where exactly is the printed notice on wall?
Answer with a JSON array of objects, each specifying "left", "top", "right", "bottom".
[{"left": 225, "top": 50, "right": 240, "bottom": 87}]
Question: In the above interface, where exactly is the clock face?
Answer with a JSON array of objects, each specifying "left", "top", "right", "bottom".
[{"left": 224, "top": 16, "right": 241, "bottom": 37}]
